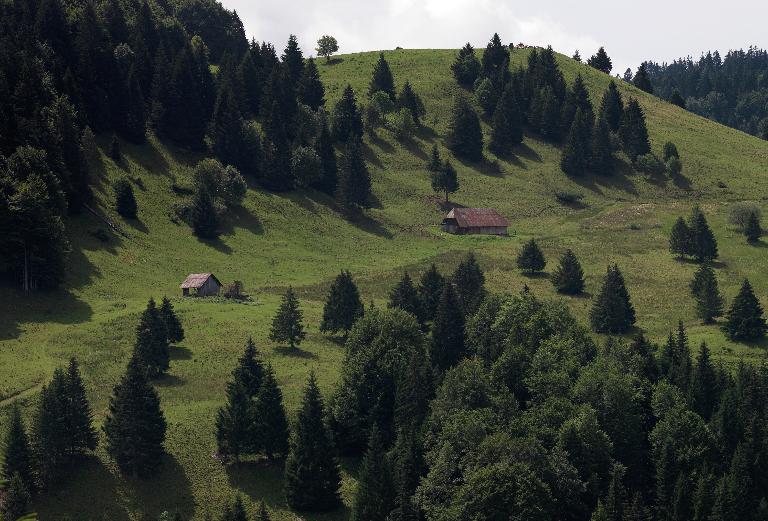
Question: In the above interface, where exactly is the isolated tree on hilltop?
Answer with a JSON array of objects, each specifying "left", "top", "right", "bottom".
[
  {"left": 270, "top": 287, "right": 306, "bottom": 349},
  {"left": 321, "top": 270, "right": 364, "bottom": 335},
  {"left": 551, "top": 249, "right": 585, "bottom": 295},
  {"left": 369, "top": 53, "right": 396, "bottom": 100},
  {"left": 588, "top": 47, "right": 613, "bottom": 74},
  {"left": 722, "top": 279, "right": 767, "bottom": 341},
  {"left": 316, "top": 35, "right": 339, "bottom": 63},
  {"left": 159, "top": 296, "right": 184, "bottom": 343},
  {"left": 590, "top": 264, "right": 636, "bottom": 333},
  {"left": 446, "top": 94, "right": 483, "bottom": 162},
  {"left": 452, "top": 43, "right": 481, "bottom": 87},
  {"left": 517, "top": 238, "right": 546, "bottom": 274}
]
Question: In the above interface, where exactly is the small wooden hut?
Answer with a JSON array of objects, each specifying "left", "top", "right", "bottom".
[
  {"left": 180, "top": 273, "right": 222, "bottom": 297},
  {"left": 441, "top": 208, "right": 509, "bottom": 236}
]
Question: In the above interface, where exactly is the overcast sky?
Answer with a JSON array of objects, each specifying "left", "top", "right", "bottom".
[{"left": 225, "top": 0, "right": 767, "bottom": 74}]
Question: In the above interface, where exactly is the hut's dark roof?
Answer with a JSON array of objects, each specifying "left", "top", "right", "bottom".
[
  {"left": 444, "top": 208, "right": 509, "bottom": 228},
  {"left": 180, "top": 273, "right": 221, "bottom": 289}
]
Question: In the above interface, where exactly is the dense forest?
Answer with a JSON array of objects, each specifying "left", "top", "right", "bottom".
[{"left": 643, "top": 48, "right": 768, "bottom": 139}]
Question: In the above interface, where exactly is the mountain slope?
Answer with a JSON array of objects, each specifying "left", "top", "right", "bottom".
[{"left": 1, "top": 48, "right": 768, "bottom": 520}]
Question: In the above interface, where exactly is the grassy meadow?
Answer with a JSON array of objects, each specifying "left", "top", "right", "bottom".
[{"left": 1, "top": 48, "right": 768, "bottom": 520}]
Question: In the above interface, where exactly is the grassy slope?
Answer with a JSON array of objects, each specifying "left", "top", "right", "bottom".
[{"left": 1, "top": 48, "right": 767, "bottom": 520}]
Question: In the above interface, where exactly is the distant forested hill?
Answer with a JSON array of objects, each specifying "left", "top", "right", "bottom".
[{"left": 644, "top": 47, "right": 768, "bottom": 139}]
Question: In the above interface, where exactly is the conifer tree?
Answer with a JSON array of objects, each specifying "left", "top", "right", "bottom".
[
  {"left": 314, "top": 114, "right": 338, "bottom": 195},
  {"left": 670, "top": 90, "right": 686, "bottom": 109},
  {"left": 689, "top": 264, "right": 723, "bottom": 324},
  {"left": 394, "top": 345, "right": 434, "bottom": 431},
  {"left": 427, "top": 145, "right": 442, "bottom": 172},
  {"left": 489, "top": 83, "right": 524, "bottom": 155},
  {"left": 481, "top": 33, "right": 509, "bottom": 79},
  {"left": 336, "top": 138, "right": 372, "bottom": 211},
  {"left": 590, "top": 265, "right": 636, "bottom": 333},
  {"left": 388, "top": 272, "right": 424, "bottom": 324},
  {"left": 388, "top": 427, "right": 424, "bottom": 521},
  {"left": 591, "top": 117, "right": 614, "bottom": 176},
  {"left": 430, "top": 283, "right": 466, "bottom": 371},
  {"left": 190, "top": 187, "right": 220, "bottom": 239},
  {"left": 561, "top": 108, "right": 593, "bottom": 176},
  {"left": 352, "top": 426, "right": 394, "bottom": 521},
  {"left": 114, "top": 178, "right": 137, "bottom": 219},
  {"left": 254, "top": 364, "right": 289, "bottom": 459},
  {"left": 285, "top": 373, "right": 342, "bottom": 511},
  {"left": 619, "top": 98, "right": 651, "bottom": 161},
  {"left": 282, "top": 35, "right": 305, "bottom": 87},
  {"left": 237, "top": 50, "right": 262, "bottom": 118},
  {"left": 63, "top": 357, "right": 98, "bottom": 454},
  {"left": 430, "top": 159, "right": 459, "bottom": 205},
  {"left": 445, "top": 94, "right": 484, "bottom": 162},
  {"left": 722, "top": 279, "right": 767, "bottom": 341},
  {"left": 452, "top": 252, "right": 486, "bottom": 315},
  {"left": 633, "top": 63, "right": 654, "bottom": 93},
  {"left": 689, "top": 207, "right": 718, "bottom": 262},
  {"left": 332, "top": 84, "right": 364, "bottom": 143},
  {"left": 531, "top": 85, "right": 563, "bottom": 140},
  {"left": 232, "top": 338, "right": 265, "bottom": 399},
  {"left": 562, "top": 74, "right": 595, "bottom": 133},
  {"left": 588, "top": 47, "right": 613, "bottom": 74},
  {"left": 103, "top": 355, "right": 167, "bottom": 477},
  {"left": 1, "top": 472, "right": 30, "bottom": 521},
  {"left": 369, "top": 53, "right": 396, "bottom": 100},
  {"left": 31, "top": 372, "right": 69, "bottom": 484},
  {"left": 598, "top": 81, "right": 624, "bottom": 132},
  {"left": 517, "top": 238, "right": 546, "bottom": 274},
  {"left": 270, "top": 287, "right": 306, "bottom": 349},
  {"left": 320, "top": 270, "right": 364, "bottom": 335},
  {"left": 396, "top": 81, "right": 425, "bottom": 125},
  {"left": 298, "top": 57, "right": 325, "bottom": 110},
  {"left": 159, "top": 297, "right": 184, "bottom": 343},
  {"left": 744, "top": 211, "right": 762, "bottom": 243},
  {"left": 669, "top": 217, "right": 692, "bottom": 258},
  {"left": 2, "top": 404, "right": 34, "bottom": 492},
  {"left": 260, "top": 135, "right": 294, "bottom": 192},
  {"left": 551, "top": 249, "right": 585, "bottom": 294},
  {"left": 215, "top": 379, "right": 253, "bottom": 461},
  {"left": 133, "top": 298, "right": 170, "bottom": 377},
  {"left": 690, "top": 342, "right": 718, "bottom": 421},
  {"left": 451, "top": 43, "right": 481, "bottom": 87},
  {"left": 418, "top": 264, "right": 445, "bottom": 322}
]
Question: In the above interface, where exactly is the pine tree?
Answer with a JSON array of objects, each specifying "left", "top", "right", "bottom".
[
  {"left": 744, "top": 211, "right": 762, "bottom": 243},
  {"left": 2, "top": 404, "right": 34, "bottom": 492},
  {"left": 451, "top": 43, "right": 481, "bottom": 87},
  {"left": 190, "top": 187, "right": 220, "bottom": 239},
  {"left": 489, "top": 83, "right": 524, "bottom": 155},
  {"left": 394, "top": 346, "right": 434, "bottom": 431},
  {"left": 598, "top": 81, "right": 624, "bottom": 132},
  {"left": 445, "top": 94, "right": 483, "bottom": 162},
  {"left": 655, "top": 438, "right": 676, "bottom": 521},
  {"left": 388, "top": 427, "right": 424, "bottom": 521},
  {"left": 159, "top": 297, "right": 184, "bottom": 343},
  {"left": 431, "top": 159, "right": 459, "bottom": 205},
  {"left": 619, "top": 98, "right": 651, "bottom": 161},
  {"left": 332, "top": 85, "right": 364, "bottom": 143},
  {"left": 517, "top": 238, "right": 546, "bottom": 274},
  {"left": 562, "top": 74, "right": 595, "bottom": 134},
  {"left": 270, "top": 287, "right": 306, "bottom": 349},
  {"left": 31, "top": 373, "right": 68, "bottom": 484},
  {"left": 551, "top": 249, "right": 584, "bottom": 294},
  {"left": 63, "top": 357, "right": 98, "bottom": 454},
  {"left": 689, "top": 264, "right": 723, "bottom": 324},
  {"left": 669, "top": 90, "right": 686, "bottom": 109},
  {"left": 633, "top": 63, "right": 654, "bottom": 93},
  {"left": 689, "top": 207, "right": 718, "bottom": 262},
  {"left": 298, "top": 57, "right": 325, "bottom": 110},
  {"left": 452, "top": 252, "right": 485, "bottom": 315},
  {"left": 1, "top": 472, "right": 30, "bottom": 521},
  {"left": 215, "top": 379, "right": 253, "bottom": 461},
  {"left": 590, "top": 265, "right": 636, "bottom": 333},
  {"left": 722, "top": 279, "right": 767, "bottom": 341},
  {"left": 133, "top": 298, "right": 170, "bottom": 377},
  {"left": 418, "top": 264, "right": 445, "bottom": 322},
  {"left": 690, "top": 342, "right": 718, "bottom": 420},
  {"left": 561, "top": 108, "right": 593, "bottom": 176},
  {"left": 396, "top": 81, "right": 425, "bottom": 125},
  {"left": 430, "top": 283, "right": 466, "bottom": 371},
  {"left": 388, "top": 272, "right": 424, "bottom": 324},
  {"left": 237, "top": 50, "right": 262, "bottom": 118},
  {"left": 336, "top": 138, "right": 372, "bottom": 211},
  {"left": 481, "top": 33, "right": 509, "bottom": 79},
  {"left": 103, "top": 355, "right": 167, "bottom": 477},
  {"left": 314, "top": 114, "right": 338, "bottom": 195},
  {"left": 591, "top": 117, "right": 614, "bottom": 176},
  {"left": 669, "top": 217, "right": 692, "bottom": 258},
  {"left": 369, "top": 53, "right": 396, "bottom": 99},
  {"left": 232, "top": 338, "right": 265, "bottom": 399},
  {"left": 352, "top": 426, "right": 394, "bottom": 521},
  {"left": 588, "top": 47, "right": 613, "bottom": 74},
  {"left": 114, "top": 178, "right": 137, "bottom": 219},
  {"left": 254, "top": 364, "right": 290, "bottom": 459},
  {"left": 282, "top": 34, "right": 305, "bottom": 87},
  {"left": 531, "top": 85, "right": 563, "bottom": 140},
  {"left": 320, "top": 270, "right": 364, "bottom": 335},
  {"left": 285, "top": 373, "right": 342, "bottom": 511}
]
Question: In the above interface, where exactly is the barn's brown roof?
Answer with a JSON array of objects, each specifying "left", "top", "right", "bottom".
[
  {"left": 180, "top": 273, "right": 220, "bottom": 289},
  {"left": 444, "top": 208, "right": 509, "bottom": 228}
]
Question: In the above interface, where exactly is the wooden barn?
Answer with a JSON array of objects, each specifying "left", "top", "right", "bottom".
[
  {"left": 180, "top": 273, "right": 222, "bottom": 297},
  {"left": 441, "top": 208, "right": 509, "bottom": 236}
]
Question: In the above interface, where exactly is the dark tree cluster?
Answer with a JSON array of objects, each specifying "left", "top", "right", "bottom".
[{"left": 668, "top": 206, "right": 719, "bottom": 262}]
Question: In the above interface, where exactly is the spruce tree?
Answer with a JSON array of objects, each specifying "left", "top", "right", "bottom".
[
  {"left": 588, "top": 47, "right": 613, "bottom": 74},
  {"left": 418, "top": 264, "right": 445, "bottom": 322},
  {"left": 352, "top": 426, "right": 394, "bottom": 521},
  {"left": 254, "top": 364, "right": 289, "bottom": 459},
  {"left": 215, "top": 379, "right": 253, "bottom": 461},
  {"left": 669, "top": 90, "right": 686, "bottom": 109},
  {"left": 394, "top": 346, "right": 434, "bottom": 431},
  {"left": 190, "top": 187, "right": 220, "bottom": 239},
  {"left": 397, "top": 81, "right": 425, "bottom": 125},
  {"left": 314, "top": 114, "right": 338, "bottom": 195},
  {"left": 532, "top": 85, "right": 564, "bottom": 141},
  {"left": 133, "top": 298, "right": 170, "bottom": 377},
  {"left": 2, "top": 404, "right": 34, "bottom": 492},
  {"left": 114, "top": 178, "right": 137, "bottom": 219},
  {"left": 320, "top": 270, "right": 364, "bottom": 335},
  {"left": 451, "top": 43, "right": 481, "bottom": 87},
  {"left": 689, "top": 264, "right": 723, "bottom": 324},
  {"left": 1, "top": 472, "right": 30, "bottom": 521},
  {"left": 445, "top": 94, "right": 484, "bottom": 162},
  {"left": 388, "top": 427, "right": 424, "bottom": 521},
  {"left": 31, "top": 373, "right": 68, "bottom": 484},
  {"left": 633, "top": 63, "right": 654, "bottom": 93},
  {"left": 159, "top": 297, "right": 184, "bottom": 343},
  {"left": 298, "top": 57, "right": 325, "bottom": 110},
  {"left": 332, "top": 84, "right": 363, "bottom": 143},
  {"left": 285, "top": 373, "right": 342, "bottom": 511},
  {"left": 744, "top": 211, "right": 762, "bottom": 243},
  {"left": 517, "top": 238, "right": 546, "bottom": 274},
  {"left": 103, "top": 355, "right": 167, "bottom": 477},
  {"left": 388, "top": 272, "right": 424, "bottom": 324},
  {"left": 590, "top": 264, "right": 636, "bottom": 334},
  {"left": 669, "top": 217, "right": 692, "bottom": 258},
  {"left": 619, "top": 98, "right": 651, "bottom": 161},
  {"left": 481, "top": 33, "right": 509, "bottom": 79},
  {"left": 282, "top": 34, "right": 305, "bottom": 87},
  {"left": 430, "top": 283, "right": 466, "bottom": 371},
  {"left": 232, "top": 338, "right": 265, "bottom": 399},
  {"left": 431, "top": 159, "right": 459, "bottom": 205},
  {"left": 63, "top": 357, "right": 98, "bottom": 454},
  {"left": 551, "top": 249, "right": 585, "bottom": 294},
  {"left": 269, "top": 287, "right": 306, "bottom": 349},
  {"left": 452, "top": 252, "right": 486, "bottom": 315},
  {"left": 598, "top": 82, "right": 625, "bottom": 133},
  {"left": 561, "top": 107, "right": 593, "bottom": 177},
  {"left": 336, "top": 138, "right": 372, "bottom": 211},
  {"left": 427, "top": 144, "right": 442, "bottom": 172},
  {"left": 690, "top": 342, "right": 718, "bottom": 421},
  {"left": 369, "top": 53, "right": 396, "bottom": 100},
  {"left": 591, "top": 117, "right": 614, "bottom": 176},
  {"left": 722, "top": 279, "right": 767, "bottom": 341},
  {"left": 689, "top": 207, "right": 718, "bottom": 262},
  {"left": 562, "top": 74, "right": 595, "bottom": 133},
  {"left": 489, "top": 83, "right": 524, "bottom": 155}
]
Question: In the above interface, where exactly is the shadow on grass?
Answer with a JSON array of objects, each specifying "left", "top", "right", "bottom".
[
  {"left": 220, "top": 205, "right": 265, "bottom": 237},
  {"left": 513, "top": 142, "right": 542, "bottom": 162},
  {"left": 521, "top": 271, "right": 550, "bottom": 279},
  {"left": 400, "top": 137, "right": 428, "bottom": 161},
  {"left": 346, "top": 211, "right": 393, "bottom": 239},
  {"left": 456, "top": 156, "right": 504, "bottom": 177},
  {"left": 321, "top": 57, "right": 344, "bottom": 66},
  {"left": 155, "top": 374, "right": 186, "bottom": 387},
  {"left": 274, "top": 346, "right": 319, "bottom": 359},
  {"left": 368, "top": 134, "right": 396, "bottom": 155},
  {"left": 0, "top": 284, "right": 93, "bottom": 341},
  {"left": 124, "top": 216, "right": 149, "bottom": 234},
  {"left": 170, "top": 345, "right": 193, "bottom": 360}
]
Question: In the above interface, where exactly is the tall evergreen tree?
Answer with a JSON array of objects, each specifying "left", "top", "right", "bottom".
[
  {"left": 352, "top": 426, "right": 394, "bottom": 521},
  {"left": 396, "top": 81, "right": 425, "bottom": 125},
  {"left": 298, "top": 57, "right": 325, "bottom": 110},
  {"left": 103, "top": 355, "right": 167, "bottom": 477},
  {"left": 1, "top": 472, "right": 30, "bottom": 521},
  {"left": 285, "top": 373, "right": 342, "bottom": 511},
  {"left": 388, "top": 427, "right": 424, "bottom": 521},
  {"left": 418, "top": 264, "right": 445, "bottom": 322},
  {"left": 369, "top": 53, "right": 396, "bottom": 100},
  {"left": 314, "top": 114, "right": 338, "bottom": 195},
  {"left": 190, "top": 186, "right": 220, "bottom": 239},
  {"left": 590, "top": 116, "right": 614, "bottom": 176},
  {"left": 690, "top": 342, "right": 718, "bottom": 420},
  {"left": 31, "top": 371, "right": 69, "bottom": 484},
  {"left": 489, "top": 83, "right": 524, "bottom": 155},
  {"left": 551, "top": 249, "right": 585, "bottom": 294},
  {"left": 63, "top": 357, "right": 98, "bottom": 455},
  {"left": 336, "top": 138, "right": 371, "bottom": 211},
  {"left": 562, "top": 74, "right": 595, "bottom": 134},
  {"left": 619, "top": 98, "right": 651, "bottom": 161},
  {"left": 689, "top": 264, "right": 723, "bottom": 324},
  {"left": 599, "top": 81, "right": 624, "bottom": 132},
  {"left": 254, "top": 364, "right": 290, "bottom": 459},
  {"left": 633, "top": 63, "right": 654, "bottom": 93},
  {"left": 451, "top": 43, "right": 481, "bottom": 87},
  {"left": 689, "top": 207, "right": 718, "bottom": 262},
  {"left": 517, "top": 238, "right": 547, "bottom": 274},
  {"left": 388, "top": 272, "right": 424, "bottom": 324},
  {"left": 133, "top": 298, "right": 170, "bottom": 377},
  {"left": 332, "top": 84, "right": 363, "bottom": 143},
  {"left": 588, "top": 47, "right": 613, "bottom": 74},
  {"left": 744, "top": 211, "right": 762, "bottom": 243},
  {"left": 481, "top": 33, "right": 509, "bottom": 80},
  {"left": 431, "top": 159, "right": 459, "bottom": 205},
  {"left": 590, "top": 264, "right": 636, "bottom": 333},
  {"left": 215, "top": 379, "right": 253, "bottom": 461},
  {"left": 269, "top": 287, "right": 306, "bottom": 349},
  {"left": 561, "top": 107, "right": 593, "bottom": 177},
  {"left": 2, "top": 404, "right": 34, "bottom": 492},
  {"left": 452, "top": 252, "right": 485, "bottom": 315},
  {"left": 114, "top": 178, "right": 137, "bottom": 219},
  {"left": 445, "top": 94, "right": 484, "bottom": 162},
  {"left": 722, "top": 279, "right": 767, "bottom": 341},
  {"left": 669, "top": 217, "right": 692, "bottom": 258},
  {"left": 430, "top": 283, "right": 466, "bottom": 371},
  {"left": 530, "top": 85, "right": 563, "bottom": 140},
  {"left": 159, "top": 297, "right": 184, "bottom": 343},
  {"left": 394, "top": 346, "right": 434, "bottom": 431},
  {"left": 282, "top": 34, "right": 305, "bottom": 87},
  {"left": 232, "top": 338, "right": 265, "bottom": 399},
  {"left": 320, "top": 270, "right": 364, "bottom": 335}
]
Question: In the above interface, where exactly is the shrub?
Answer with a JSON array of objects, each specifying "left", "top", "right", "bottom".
[
  {"left": 662, "top": 141, "right": 679, "bottom": 161},
  {"left": 474, "top": 77, "right": 497, "bottom": 115},
  {"left": 291, "top": 146, "right": 322, "bottom": 187},
  {"left": 389, "top": 108, "right": 416, "bottom": 141},
  {"left": 666, "top": 156, "right": 682, "bottom": 176},
  {"left": 554, "top": 190, "right": 584, "bottom": 204},
  {"left": 635, "top": 153, "right": 666, "bottom": 176},
  {"left": 369, "top": 91, "right": 394, "bottom": 115},
  {"left": 729, "top": 203, "right": 762, "bottom": 230}
]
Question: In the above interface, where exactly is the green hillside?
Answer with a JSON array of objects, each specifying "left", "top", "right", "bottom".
[{"left": 2, "top": 48, "right": 768, "bottom": 520}]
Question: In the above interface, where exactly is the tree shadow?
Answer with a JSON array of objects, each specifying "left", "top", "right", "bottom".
[
  {"left": 274, "top": 346, "right": 319, "bottom": 359},
  {"left": 196, "top": 235, "right": 233, "bottom": 254},
  {"left": 321, "top": 57, "right": 344, "bottom": 66},
  {"left": 414, "top": 125, "right": 438, "bottom": 143},
  {"left": 219, "top": 205, "right": 264, "bottom": 237},
  {"left": 155, "top": 373, "right": 186, "bottom": 387},
  {"left": 225, "top": 459, "right": 287, "bottom": 509},
  {"left": 367, "top": 134, "right": 395, "bottom": 155},
  {"left": 522, "top": 271, "right": 550, "bottom": 279},
  {"left": 570, "top": 159, "right": 639, "bottom": 197},
  {"left": 346, "top": 211, "right": 393, "bottom": 239},
  {"left": 399, "top": 137, "right": 428, "bottom": 161},
  {"left": 361, "top": 141, "right": 384, "bottom": 169},
  {"left": 671, "top": 172, "right": 692, "bottom": 190},
  {"left": 170, "top": 345, "right": 193, "bottom": 360},
  {"left": 124, "top": 216, "right": 149, "bottom": 234},
  {"left": 513, "top": 142, "right": 542, "bottom": 162},
  {"left": 456, "top": 156, "right": 504, "bottom": 177},
  {"left": 0, "top": 284, "right": 94, "bottom": 341}
]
